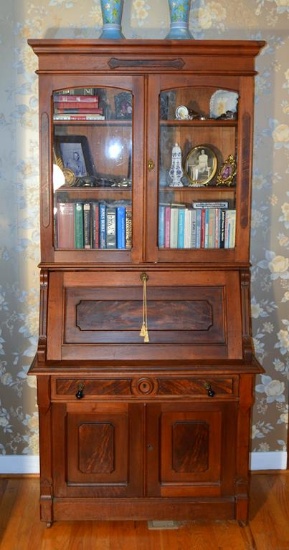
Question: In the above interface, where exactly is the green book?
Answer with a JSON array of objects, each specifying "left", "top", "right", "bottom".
[{"left": 74, "top": 202, "right": 84, "bottom": 248}]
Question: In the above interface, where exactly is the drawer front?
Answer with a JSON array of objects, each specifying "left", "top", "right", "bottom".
[
  {"left": 52, "top": 375, "right": 239, "bottom": 401},
  {"left": 46, "top": 270, "right": 243, "bottom": 362}
]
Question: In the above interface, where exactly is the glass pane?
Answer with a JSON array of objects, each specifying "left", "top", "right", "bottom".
[
  {"left": 52, "top": 87, "right": 132, "bottom": 250},
  {"left": 158, "top": 87, "right": 237, "bottom": 250}
]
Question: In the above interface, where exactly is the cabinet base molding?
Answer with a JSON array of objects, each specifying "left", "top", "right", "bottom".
[{"left": 49, "top": 497, "right": 236, "bottom": 523}]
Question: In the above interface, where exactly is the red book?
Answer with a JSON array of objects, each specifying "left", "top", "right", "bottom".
[
  {"left": 55, "top": 103, "right": 102, "bottom": 112},
  {"left": 54, "top": 94, "right": 99, "bottom": 103}
]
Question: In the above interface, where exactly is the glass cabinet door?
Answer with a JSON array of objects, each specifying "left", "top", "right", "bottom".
[
  {"left": 146, "top": 77, "right": 241, "bottom": 263},
  {"left": 50, "top": 81, "right": 143, "bottom": 263}
]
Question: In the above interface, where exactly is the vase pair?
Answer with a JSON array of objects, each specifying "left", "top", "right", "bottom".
[{"left": 100, "top": 0, "right": 193, "bottom": 40}]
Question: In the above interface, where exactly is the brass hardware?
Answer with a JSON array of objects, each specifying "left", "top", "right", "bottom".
[
  {"left": 147, "top": 159, "right": 155, "bottom": 171},
  {"left": 140, "top": 272, "right": 149, "bottom": 283},
  {"left": 75, "top": 382, "right": 85, "bottom": 400}
]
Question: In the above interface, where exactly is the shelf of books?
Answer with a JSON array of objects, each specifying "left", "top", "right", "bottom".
[
  {"left": 55, "top": 198, "right": 132, "bottom": 250},
  {"left": 158, "top": 200, "right": 236, "bottom": 250}
]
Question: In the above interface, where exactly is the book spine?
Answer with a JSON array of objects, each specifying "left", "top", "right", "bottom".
[
  {"left": 184, "top": 208, "right": 192, "bottom": 248},
  {"left": 116, "top": 206, "right": 126, "bottom": 249},
  {"left": 158, "top": 205, "right": 165, "bottom": 248},
  {"left": 83, "top": 203, "right": 91, "bottom": 249},
  {"left": 99, "top": 203, "right": 107, "bottom": 249},
  {"left": 53, "top": 114, "right": 105, "bottom": 121},
  {"left": 219, "top": 209, "right": 226, "bottom": 248},
  {"left": 74, "top": 202, "right": 84, "bottom": 249},
  {"left": 170, "top": 208, "right": 179, "bottom": 249},
  {"left": 191, "top": 209, "right": 197, "bottom": 248},
  {"left": 54, "top": 105, "right": 103, "bottom": 113},
  {"left": 164, "top": 206, "right": 171, "bottom": 248},
  {"left": 195, "top": 209, "right": 202, "bottom": 248},
  {"left": 106, "top": 206, "right": 117, "bottom": 249},
  {"left": 57, "top": 202, "right": 75, "bottom": 249},
  {"left": 125, "top": 205, "right": 132, "bottom": 249},
  {"left": 177, "top": 208, "right": 185, "bottom": 248},
  {"left": 225, "top": 210, "right": 236, "bottom": 248},
  {"left": 91, "top": 202, "right": 99, "bottom": 249},
  {"left": 192, "top": 201, "right": 229, "bottom": 209},
  {"left": 54, "top": 94, "right": 99, "bottom": 103}
]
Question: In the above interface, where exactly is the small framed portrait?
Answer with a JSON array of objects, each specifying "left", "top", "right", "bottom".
[
  {"left": 114, "top": 92, "right": 132, "bottom": 119},
  {"left": 185, "top": 145, "right": 217, "bottom": 186},
  {"left": 54, "top": 135, "right": 95, "bottom": 178},
  {"left": 216, "top": 154, "right": 237, "bottom": 186}
]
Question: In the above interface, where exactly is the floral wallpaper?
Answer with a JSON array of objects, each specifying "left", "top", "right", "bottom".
[{"left": 0, "top": 0, "right": 288, "bottom": 468}]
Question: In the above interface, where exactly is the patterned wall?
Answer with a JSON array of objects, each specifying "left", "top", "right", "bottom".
[{"left": 0, "top": 0, "right": 288, "bottom": 463}]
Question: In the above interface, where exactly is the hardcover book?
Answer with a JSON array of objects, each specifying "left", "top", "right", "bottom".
[{"left": 57, "top": 202, "right": 74, "bottom": 249}]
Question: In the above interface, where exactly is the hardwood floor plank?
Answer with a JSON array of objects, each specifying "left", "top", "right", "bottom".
[{"left": 0, "top": 474, "right": 289, "bottom": 550}]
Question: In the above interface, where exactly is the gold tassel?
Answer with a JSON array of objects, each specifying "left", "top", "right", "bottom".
[
  {"left": 140, "top": 323, "right": 146, "bottom": 337},
  {"left": 140, "top": 273, "right": 149, "bottom": 343}
]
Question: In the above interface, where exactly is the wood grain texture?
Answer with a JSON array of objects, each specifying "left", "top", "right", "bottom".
[{"left": 0, "top": 473, "right": 288, "bottom": 550}]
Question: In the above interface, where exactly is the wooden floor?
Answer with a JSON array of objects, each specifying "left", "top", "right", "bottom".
[{"left": 0, "top": 473, "right": 288, "bottom": 549}]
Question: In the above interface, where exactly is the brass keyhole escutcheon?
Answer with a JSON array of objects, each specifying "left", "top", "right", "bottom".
[{"left": 147, "top": 159, "right": 155, "bottom": 171}]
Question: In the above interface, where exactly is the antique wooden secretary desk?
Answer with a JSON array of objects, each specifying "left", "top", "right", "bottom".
[{"left": 28, "top": 38, "right": 265, "bottom": 525}]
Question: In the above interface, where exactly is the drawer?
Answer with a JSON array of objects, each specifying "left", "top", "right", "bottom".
[{"left": 51, "top": 375, "right": 239, "bottom": 401}]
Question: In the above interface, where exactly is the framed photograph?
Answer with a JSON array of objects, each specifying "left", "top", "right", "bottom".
[
  {"left": 114, "top": 92, "right": 132, "bottom": 119},
  {"left": 216, "top": 154, "right": 237, "bottom": 186},
  {"left": 54, "top": 135, "right": 95, "bottom": 178},
  {"left": 185, "top": 145, "right": 217, "bottom": 186}
]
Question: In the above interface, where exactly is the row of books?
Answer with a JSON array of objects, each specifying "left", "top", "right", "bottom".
[
  {"left": 56, "top": 201, "right": 132, "bottom": 250},
  {"left": 53, "top": 93, "right": 105, "bottom": 121},
  {"left": 158, "top": 202, "right": 236, "bottom": 249}
]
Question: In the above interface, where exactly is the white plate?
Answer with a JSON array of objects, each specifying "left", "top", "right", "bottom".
[{"left": 209, "top": 90, "right": 238, "bottom": 119}]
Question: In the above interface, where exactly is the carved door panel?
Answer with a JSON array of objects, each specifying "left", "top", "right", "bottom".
[
  {"left": 146, "top": 402, "right": 237, "bottom": 498},
  {"left": 52, "top": 401, "right": 144, "bottom": 498}
]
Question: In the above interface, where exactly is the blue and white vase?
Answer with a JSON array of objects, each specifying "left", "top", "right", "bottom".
[
  {"left": 166, "top": 0, "right": 193, "bottom": 39},
  {"left": 100, "top": 0, "right": 124, "bottom": 39}
]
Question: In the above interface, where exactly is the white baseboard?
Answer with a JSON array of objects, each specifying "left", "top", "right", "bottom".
[
  {"left": 0, "top": 452, "right": 287, "bottom": 475},
  {"left": 250, "top": 451, "right": 287, "bottom": 471},
  {"left": 0, "top": 455, "right": 39, "bottom": 474}
]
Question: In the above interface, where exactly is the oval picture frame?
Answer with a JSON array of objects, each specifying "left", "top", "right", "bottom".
[{"left": 185, "top": 145, "right": 217, "bottom": 186}]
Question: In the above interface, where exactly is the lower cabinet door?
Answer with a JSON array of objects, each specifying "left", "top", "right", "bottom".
[
  {"left": 52, "top": 401, "right": 144, "bottom": 498},
  {"left": 146, "top": 401, "right": 237, "bottom": 498}
]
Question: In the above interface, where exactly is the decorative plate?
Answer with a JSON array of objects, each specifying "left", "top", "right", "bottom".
[
  {"left": 175, "top": 105, "right": 189, "bottom": 120},
  {"left": 209, "top": 90, "right": 239, "bottom": 119}
]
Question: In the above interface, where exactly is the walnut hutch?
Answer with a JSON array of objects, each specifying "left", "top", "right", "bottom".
[{"left": 29, "top": 39, "right": 264, "bottom": 526}]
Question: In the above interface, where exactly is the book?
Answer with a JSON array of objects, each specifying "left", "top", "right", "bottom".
[
  {"left": 164, "top": 205, "right": 171, "bottom": 248},
  {"left": 125, "top": 205, "right": 132, "bottom": 249},
  {"left": 74, "top": 202, "right": 84, "bottom": 248},
  {"left": 99, "top": 203, "right": 107, "bottom": 249},
  {"left": 83, "top": 203, "right": 91, "bottom": 249},
  {"left": 158, "top": 204, "right": 166, "bottom": 248},
  {"left": 54, "top": 104, "right": 102, "bottom": 113},
  {"left": 91, "top": 202, "right": 99, "bottom": 249},
  {"left": 224, "top": 209, "right": 236, "bottom": 248},
  {"left": 106, "top": 206, "right": 117, "bottom": 249},
  {"left": 53, "top": 94, "right": 99, "bottom": 103},
  {"left": 57, "top": 202, "right": 74, "bottom": 249},
  {"left": 116, "top": 206, "right": 126, "bottom": 249},
  {"left": 184, "top": 208, "right": 192, "bottom": 248},
  {"left": 170, "top": 208, "right": 179, "bottom": 248},
  {"left": 53, "top": 113, "right": 105, "bottom": 121},
  {"left": 192, "top": 201, "right": 229, "bottom": 209},
  {"left": 177, "top": 207, "right": 185, "bottom": 248}
]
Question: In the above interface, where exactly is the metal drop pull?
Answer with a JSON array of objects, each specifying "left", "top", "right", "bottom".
[
  {"left": 204, "top": 382, "right": 215, "bottom": 398},
  {"left": 147, "top": 159, "right": 155, "bottom": 171},
  {"left": 75, "top": 382, "right": 85, "bottom": 399}
]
